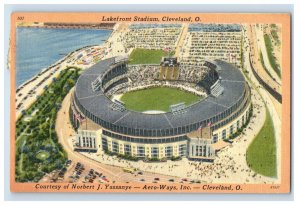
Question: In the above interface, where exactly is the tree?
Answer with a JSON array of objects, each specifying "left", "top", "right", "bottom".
[{"left": 67, "top": 78, "right": 75, "bottom": 87}]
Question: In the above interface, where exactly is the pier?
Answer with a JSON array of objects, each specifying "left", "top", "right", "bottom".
[{"left": 19, "top": 22, "right": 115, "bottom": 30}]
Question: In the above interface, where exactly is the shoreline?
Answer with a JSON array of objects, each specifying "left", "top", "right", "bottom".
[
  {"left": 17, "top": 22, "right": 115, "bottom": 30},
  {"left": 16, "top": 44, "right": 104, "bottom": 119},
  {"left": 16, "top": 23, "right": 126, "bottom": 91},
  {"left": 15, "top": 23, "right": 130, "bottom": 120},
  {"left": 16, "top": 44, "right": 97, "bottom": 91},
  {"left": 18, "top": 26, "right": 114, "bottom": 31}
]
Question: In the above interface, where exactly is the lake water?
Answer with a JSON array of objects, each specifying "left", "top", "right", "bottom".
[{"left": 16, "top": 27, "right": 112, "bottom": 87}]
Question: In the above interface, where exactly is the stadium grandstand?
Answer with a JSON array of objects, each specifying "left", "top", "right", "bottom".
[{"left": 70, "top": 54, "right": 251, "bottom": 161}]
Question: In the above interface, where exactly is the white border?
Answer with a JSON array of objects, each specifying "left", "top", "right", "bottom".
[{"left": 1, "top": 0, "right": 298, "bottom": 203}]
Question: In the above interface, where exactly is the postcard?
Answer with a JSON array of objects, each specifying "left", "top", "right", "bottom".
[{"left": 9, "top": 12, "right": 291, "bottom": 193}]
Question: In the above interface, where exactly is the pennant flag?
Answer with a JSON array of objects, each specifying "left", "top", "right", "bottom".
[
  {"left": 164, "top": 47, "right": 171, "bottom": 53},
  {"left": 197, "top": 126, "right": 202, "bottom": 132}
]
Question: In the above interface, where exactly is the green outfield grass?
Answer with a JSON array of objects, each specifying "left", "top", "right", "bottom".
[
  {"left": 246, "top": 108, "right": 277, "bottom": 177},
  {"left": 120, "top": 86, "right": 202, "bottom": 112},
  {"left": 128, "top": 48, "right": 169, "bottom": 64}
]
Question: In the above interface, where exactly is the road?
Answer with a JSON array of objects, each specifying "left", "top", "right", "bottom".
[
  {"left": 175, "top": 24, "right": 189, "bottom": 57},
  {"left": 247, "top": 24, "right": 281, "bottom": 95},
  {"left": 243, "top": 25, "right": 282, "bottom": 181},
  {"left": 54, "top": 89, "right": 183, "bottom": 183},
  {"left": 255, "top": 25, "right": 281, "bottom": 84}
]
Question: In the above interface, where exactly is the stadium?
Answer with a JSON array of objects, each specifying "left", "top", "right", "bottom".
[{"left": 70, "top": 55, "right": 252, "bottom": 161}]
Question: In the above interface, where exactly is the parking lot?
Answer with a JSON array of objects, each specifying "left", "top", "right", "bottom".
[{"left": 40, "top": 158, "right": 200, "bottom": 184}]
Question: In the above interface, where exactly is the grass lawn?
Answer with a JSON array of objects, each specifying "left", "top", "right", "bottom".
[
  {"left": 36, "top": 151, "right": 50, "bottom": 160},
  {"left": 264, "top": 34, "right": 281, "bottom": 78},
  {"left": 246, "top": 108, "right": 277, "bottom": 177},
  {"left": 15, "top": 132, "right": 28, "bottom": 148},
  {"left": 18, "top": 153, "right": 24, "bottom": 174},
  {"left": 270, "top": 24, "right": 280, "bottom": 45},
  {"left": 128, "top": 48, "right": 168, "bottom": 65},
  {"left": 120, "top": 86, "right": 202, "bottom": 112},
  {"left": 259, "top": 51, "right": 273, "bottom": 79},
  {"left": 15, "top": 67, "right": 80, "bottom": 182}
]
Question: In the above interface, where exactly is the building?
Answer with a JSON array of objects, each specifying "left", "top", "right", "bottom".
[
  {"left": 187, "top": 127, "right": 215, "bottom": 161},
  {"left": 74, "top": 130, "right": 98, "bottom": 153},
  {"left": 70, "top": 56, "right": 251, "bottom": 161}
]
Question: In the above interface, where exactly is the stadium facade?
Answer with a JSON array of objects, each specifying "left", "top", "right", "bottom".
[{"left": 70, "top": 56, "right": 252, "bottom": 161}]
